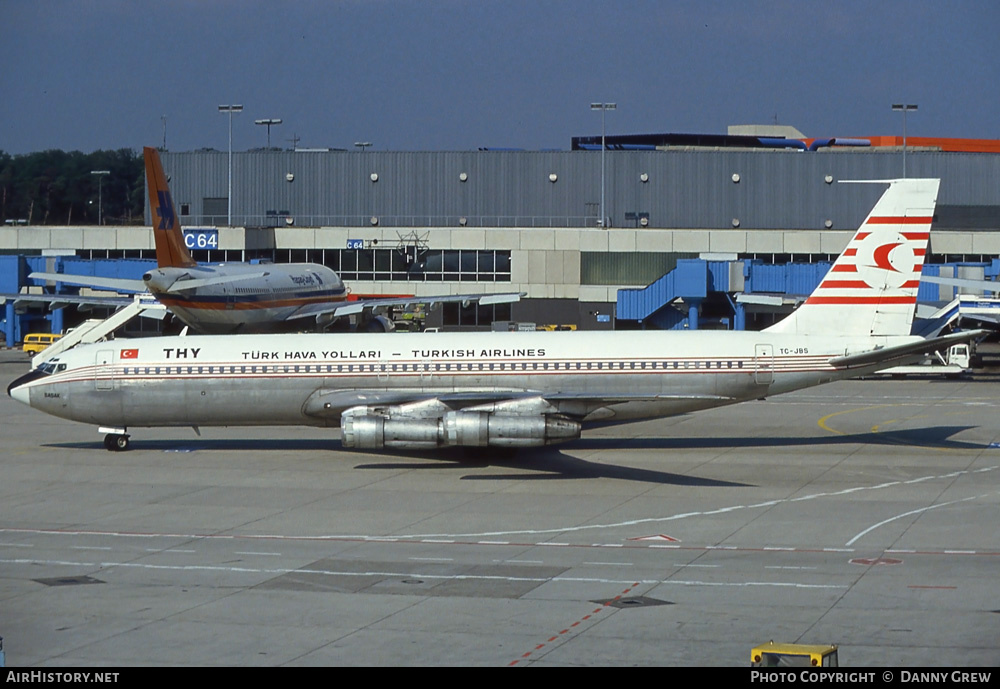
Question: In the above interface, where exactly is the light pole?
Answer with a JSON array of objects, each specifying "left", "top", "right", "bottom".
[
  {"left": 590, "top": 102, "right": 616, "bottom": 227},
  {"left": 255, "top": 118, "right": 282, "bottom": 148},
  {"left": 90, "top": 170, "right": 110, "bottom": 225},
  {"left": 219, "top": 104, "right": 243, "bottom": 225},
  {"left": 354, "top": 141, "right": 372, "bottom": 152},
  {"left": 891, "top": 103, "right": 918, "bottom": 177}
]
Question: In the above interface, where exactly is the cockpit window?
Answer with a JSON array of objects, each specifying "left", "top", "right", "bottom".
[{"left": 35, "top": 361, "right": 67, "bottom": 375}]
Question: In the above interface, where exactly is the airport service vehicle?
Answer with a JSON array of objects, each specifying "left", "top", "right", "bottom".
[
  {"left": 20, "top": 148, "right": 519, "bottom": 334},
  {"left": 8, "top": 178, "right": 983, "bottom": 452},
  {"left": 21, "top": 333, "right": 61, "bottom": 356},
  {"left": 751, "top": 641, "right": 839, "bottom": 667},
  {"left": 882, "top": 342, "right": 972, "bottom": 377}
]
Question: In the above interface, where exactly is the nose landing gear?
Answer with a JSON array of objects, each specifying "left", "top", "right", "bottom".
[{"left": 100, "top": 427, "right": 130, "bottom": 452}]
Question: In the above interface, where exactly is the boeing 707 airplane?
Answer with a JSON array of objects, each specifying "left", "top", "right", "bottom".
[
  {"left": 9, "top": 178, "right": 981, "bottom": 452},
  {"left": 21, "top": 147, "right": 519, "bottom": 334}
]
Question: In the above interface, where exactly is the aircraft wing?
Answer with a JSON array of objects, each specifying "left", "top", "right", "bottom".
[
  {"left": 828, "top": 330, "right": 988, "bottom": 369},
  {"left": 302, "top": 387, "right": 734, "bottom": 421},
  {"left": 29, "top": 271, "right": 148, "bottom": 293},
  {"left": 0, "top": 292, "right": 135, "bottom": 310},
  {"left": 30, "top": 270, "right": 272, "bottom": 294},
  {"left": 288, "top": 291, "right": 524, "bottom": 321}
]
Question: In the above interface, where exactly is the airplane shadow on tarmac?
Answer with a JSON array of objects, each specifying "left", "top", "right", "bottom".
[
  {"left": 354, "top": 424, "right": 981, "bottom": 485},
  {"left": 44, "top": 424, "right": 979, "bottom": 488}
]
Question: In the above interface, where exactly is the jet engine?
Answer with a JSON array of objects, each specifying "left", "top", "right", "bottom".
[
  {"left": 341, "top": 407, "right": 581, "bottom": 450},
  {"left": 364, "top": 314, "right": 396, "bottom": 333}
]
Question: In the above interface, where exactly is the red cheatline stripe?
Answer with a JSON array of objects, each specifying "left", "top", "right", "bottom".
[
  {"left": 854, "top": 232, "right": 871, "bottom": 240},
  {"left": 866, "top": 216, "right": 933, "bottom": 224},
  {"left": 914, "top": 248, "right": 926, "bottom": 256},
  {"left": 902, "top": 231, "right": 930, "bottom": 239},
  {"left": 806, "top": 296, "right": 916, "bottom": 304},
  {"left": 844, "top": 249, "right": 858, "bottom": 256}
]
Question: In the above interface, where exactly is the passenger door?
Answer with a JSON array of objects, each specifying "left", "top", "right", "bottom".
[
  {"left": 754, "top": 344, "right": 774, "bottom": 385},
  {"left": 95, "top": 350, "right": 115, "bottom": 391}
]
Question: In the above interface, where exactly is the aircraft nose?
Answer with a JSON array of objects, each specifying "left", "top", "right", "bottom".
[
  {"left": 9, "top": 383, "right": 30, "bottom": 406},
  {"left": 7, "top": 370, "right": 41, "bottom": 406}
]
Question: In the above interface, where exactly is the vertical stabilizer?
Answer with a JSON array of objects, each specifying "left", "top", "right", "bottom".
[
  {"left": 145, "top": 147, "right": 197, "bottom": 269},
  {"left": 765, "top": 178, "right": 938, "bottom": 337}
]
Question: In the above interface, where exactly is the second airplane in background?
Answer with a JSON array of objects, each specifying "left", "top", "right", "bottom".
[{"left": 28, "top": 147, "right": 520, "bottom": 334}]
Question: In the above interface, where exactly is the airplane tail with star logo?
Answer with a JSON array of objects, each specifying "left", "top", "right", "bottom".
[
  {"left": 764, "top": 178, "right": 939, "bottom": 337},
  {"left": 145, "top": 146, "right": 198, "bottom": 269}
]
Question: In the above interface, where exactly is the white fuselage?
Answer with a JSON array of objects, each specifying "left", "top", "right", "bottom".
[{"left": 10, "top": 330, "right": 918, "bottom": 438}]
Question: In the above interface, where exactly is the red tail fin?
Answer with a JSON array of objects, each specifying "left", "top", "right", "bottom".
[{"left": 145, "top": 147, "right": 196, "bottom": 269}]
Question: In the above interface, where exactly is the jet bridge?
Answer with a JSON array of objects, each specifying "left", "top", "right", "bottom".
[
  {"left": 617, "top": 258, "right": 1000, "bottom": 333},
  {"left": 616, "top": 258, "right": 744, "bottom": 330}
]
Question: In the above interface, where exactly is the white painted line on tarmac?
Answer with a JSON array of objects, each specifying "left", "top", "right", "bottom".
[
  {"left": 846, "top": 495, "right": 987, "bottom": 547},
  {"left": 0, "top": 556, "right": 845, "bottom": 590},
  {"left": 0, "top": 467, "right": 995, "bottom": 547}
]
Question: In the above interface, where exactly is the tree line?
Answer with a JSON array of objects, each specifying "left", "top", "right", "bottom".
[{"left": 0, "top": 149, "right": 146, "bottom": 226}]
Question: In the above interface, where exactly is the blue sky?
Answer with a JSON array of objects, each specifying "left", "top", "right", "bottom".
[{"left": 2, "top": 0, "right": 998, "bottom": 154}]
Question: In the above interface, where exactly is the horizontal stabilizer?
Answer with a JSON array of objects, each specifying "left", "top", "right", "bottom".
[
  {"left": 29, "top": 272, "right": 147, "bottom": 293},
  {"left": 828, "top": 330, "right": 987, "bottom": 369},
  {"left": 921, "top": 275, "right": 1000, "bottom": 294}
]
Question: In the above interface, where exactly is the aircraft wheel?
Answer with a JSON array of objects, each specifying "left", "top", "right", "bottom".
[{"left": 104, "top": 434, "right": 130, "bottom": 452}]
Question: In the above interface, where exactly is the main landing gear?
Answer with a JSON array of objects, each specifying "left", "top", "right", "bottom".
[{"left": 100, "top": 428, "right": 130, "bottom": 452}]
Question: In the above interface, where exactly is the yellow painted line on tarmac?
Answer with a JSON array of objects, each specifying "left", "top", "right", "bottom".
[
  {"left": 818, "top": 405, "right": 994, "bottom": 453},
  {"left": 818, "top": 405, "right": 894, "bottom": 436}
]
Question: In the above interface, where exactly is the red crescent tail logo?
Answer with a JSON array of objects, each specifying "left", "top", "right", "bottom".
[{"left": 872, "top": 243, "right": 901, "bottom": 272}]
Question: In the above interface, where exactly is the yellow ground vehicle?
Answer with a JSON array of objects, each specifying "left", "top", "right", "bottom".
[
  {"left": 751, "top": 641, "right": 839, "bottom": 667},
  {"left": 22, "top": 333, "right": 61, "bottom": 356}
]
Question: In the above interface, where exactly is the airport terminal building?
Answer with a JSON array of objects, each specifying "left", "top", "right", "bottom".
[{"left": 3, "top": 127, "right": 1000, "bottom": 341}]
